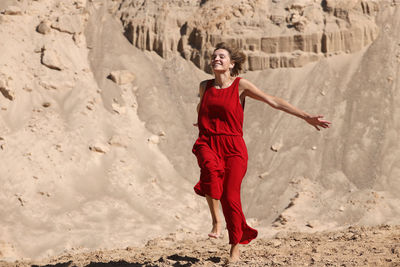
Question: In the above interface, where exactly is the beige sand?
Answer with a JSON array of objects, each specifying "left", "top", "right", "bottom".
[{"left": 1, "top": 225, "right": 399, "bottom": 266}]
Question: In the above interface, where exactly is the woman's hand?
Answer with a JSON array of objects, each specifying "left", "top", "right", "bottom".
[{"left": 304, "top": 115, "right": 331, "bottom": 131}]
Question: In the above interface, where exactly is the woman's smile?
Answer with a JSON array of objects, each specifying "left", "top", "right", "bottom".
[{"left": 211, "top": 49, "right": 232, "bottom": 70}]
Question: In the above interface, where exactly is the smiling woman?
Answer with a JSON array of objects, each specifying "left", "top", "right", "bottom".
[
  {"left": 211, "top": 43, "right": 246, "bottom": 78},
  {"left": 192, "top": 42, "right": 331, "bottom": 263}
]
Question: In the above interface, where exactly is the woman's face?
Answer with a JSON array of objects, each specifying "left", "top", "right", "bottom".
[{"left": 211, "top": 49, "right": 234, "bottom": 73}]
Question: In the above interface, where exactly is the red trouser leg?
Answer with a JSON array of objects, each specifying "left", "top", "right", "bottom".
[
  {"left": 220, "top": 156, "right": 258, "bottom": 244},
  {"left": 193, "top": 145, "right": 224, "bottom": 200}
]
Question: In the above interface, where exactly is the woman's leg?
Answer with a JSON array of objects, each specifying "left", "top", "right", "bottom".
[
  {"left": 220, "top": 156, "right": 258, "bottom": 260},
  {"left": 193, "top": 144, "right": 225, "bottom": 238},
  {"left": 206, "top": 195, "right": 222, "bottom": 238},
  {"left": 230, "top": 243, "right": 240, "bottom": 262}
]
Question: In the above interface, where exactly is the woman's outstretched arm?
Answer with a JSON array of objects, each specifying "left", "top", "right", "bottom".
[{"left": 240, "top": 78, "right": 331, "bottom": 131}]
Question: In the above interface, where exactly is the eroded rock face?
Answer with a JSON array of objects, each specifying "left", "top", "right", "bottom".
[{"left": 118, "top": 0, "right": 379, "bottom": 71}]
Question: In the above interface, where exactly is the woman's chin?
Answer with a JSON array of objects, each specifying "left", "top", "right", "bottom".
[{"left": 212, "top": 67, "right": 227, "bottom": 73}]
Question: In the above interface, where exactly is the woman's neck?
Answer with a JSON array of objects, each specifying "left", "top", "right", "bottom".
[{"left": 214, "top": 72, "right": 234, "bottom": 89}]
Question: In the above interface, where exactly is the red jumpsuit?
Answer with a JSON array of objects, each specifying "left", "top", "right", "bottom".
[{"left": 193, "top": 77, "right": 258, "bottom": 245}]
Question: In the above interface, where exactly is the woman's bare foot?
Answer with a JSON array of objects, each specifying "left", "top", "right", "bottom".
[
  {"left": 229, "top": 244, "right": 240, "bottom": 262},
  {"left": 208, "top": 221, "right": 222, "bottom": 238}
]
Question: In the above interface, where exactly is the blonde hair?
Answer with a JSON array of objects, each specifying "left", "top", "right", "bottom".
[{"left": 213, "top": 42, "right": 246, "bottom": 76}]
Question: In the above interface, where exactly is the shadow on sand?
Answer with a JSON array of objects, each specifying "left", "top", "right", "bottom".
[{"left": 32, "top": 253, "right": 222, "bottom": 267}]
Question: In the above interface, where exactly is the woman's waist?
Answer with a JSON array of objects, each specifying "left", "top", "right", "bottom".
[
  {"left": 198, "top": 130, "right": 242, "bottom": 137},
  {"left": 198, "top": 121, "right": 243, "bottom": 137},
  {"left": 193, "top": 133, "right": 248, "bottom": 158}
]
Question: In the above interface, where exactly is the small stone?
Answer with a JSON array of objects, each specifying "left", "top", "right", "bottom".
[
  {"left": 74, "top": 0, "right": 85, "bottom": 9},
  {"left": 42, "top": 102, "right": 51, "bottom": 108},
  {"left": 258, "top": 171, "right": 269, "bottom": 179},
  {"left": 108, "top": 70, "right": 135, "bottom": 85},
  {"left": 158, "top": 131, "right": 166, "bottom": 137},
  {"left": 89, "top": 143, "right": 108, "bottom": 153},
  {"left": 55, "top": 144, "right": 63, "bottom": 152},
  {"left": 36, "top": 20, "right": 51, "bottom": 34},
  {"left": 320, "top": 91, "right": 326, "bottom": 96},
  {"left": 23, "top": 86, "right": 33, "bottom": 92},
  {"left": 2, "top": 6, "right": 22, "bottom": 15},
  {"left": 108, "top": 135, "right": 127, "bottom": 148},
  {"left": 306, "top": 220, "right": 319, "bottom": 228},
  {"left": 41, "top": 48, "right": 63, "bottom": 71},
  {"left": 112, "top": 102, "right": 126, "bottom": 114},
  {"left": 51, "top": 14, "right": 82, "bottom": 34},
  {"left": 274, "top": 231, "right": 289, "bottom": 239},
  {"left": 273, "top": 214, "right": 288, "bottom": 226},
  {"left": 271, "top": 239, "right": 282, "bottom": 247},
  {"left": 271, "top": 143, "right": 282, "bottom": 152},
  {"left": 311, "top": 146, "right": 317, "bottom": 150},
  {"left": 15, "top": 194, "right": 25, "bottom": 206},
  {"left": 339, "top": 206, "right": 345, "bottom": 212},
  {"left": 72, "top": 33, "right": 84, "bottom": 46},
  {"left": 18, "top": 197, "right": 25, "bottom": 206},
  {"left": 86, "top": 103, "right": 94, "bottom": 110},
  {"left": 289, "top": 177, "right": 302, "bottom": 184},
  {"left": 147, "top": 135, "right": 160, "bottom": 144},
  {"left": 0, "top": 79, "right": 14, "bottom": 101}
]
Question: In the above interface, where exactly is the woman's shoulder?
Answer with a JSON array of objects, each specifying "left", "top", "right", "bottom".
[
  {"left": 238, "top": 77, "right": 257, "bottom": 92},
  {"left": 237, "top": 77, "right": 248, "bottom": 83},
  {"left": 200, "top": 79, "right": 214, "bottom": 85},
  {"left": 238, "top": 77, "right": 254, "bottom": 86},
  {"left": 199, "top": 79, "right": 214, "bottom": 89}
]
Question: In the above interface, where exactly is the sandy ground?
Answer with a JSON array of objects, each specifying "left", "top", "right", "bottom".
[{"left": 1, "top": 225, "right": 398, "bottom": 267}]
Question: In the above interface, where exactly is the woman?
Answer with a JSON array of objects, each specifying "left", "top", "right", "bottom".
[{"left": 192, "top": 42, "right": 330, "bottom": 262}]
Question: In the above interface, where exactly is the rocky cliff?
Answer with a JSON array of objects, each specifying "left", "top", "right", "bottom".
[{"left": 119, "top": 0, "right": 380, "bottom": 71}]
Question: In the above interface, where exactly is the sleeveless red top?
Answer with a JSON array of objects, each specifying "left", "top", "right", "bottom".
[{"left": 198, "top": 77, "right": 244, "bottom": 136}]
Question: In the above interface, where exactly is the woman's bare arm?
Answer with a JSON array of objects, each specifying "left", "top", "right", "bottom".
[
  {"left": 239, "top": 78, "right": 331, "bottom": 131},
  {"left": 196, "top": 80, "right": 207, "bottom": 114},
  {"left": 194, "top": 80, "right": 208, "bottom": 127}
]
